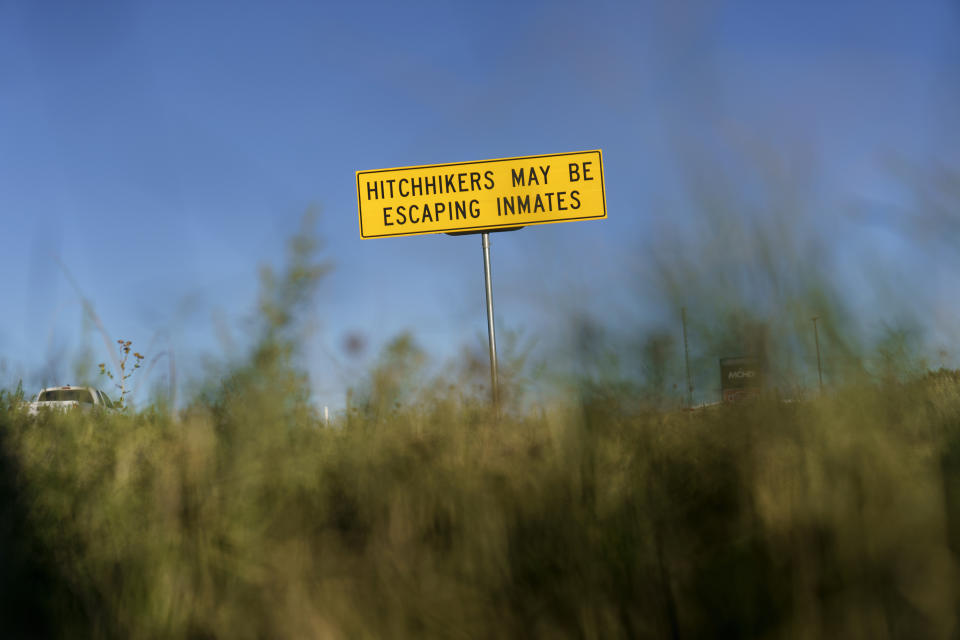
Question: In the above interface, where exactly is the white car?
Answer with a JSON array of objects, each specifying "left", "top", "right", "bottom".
[{"left": 27, "top": 385, "right": 117, "bottom": 416}]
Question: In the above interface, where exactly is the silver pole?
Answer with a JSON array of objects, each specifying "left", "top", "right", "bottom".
[
  {"left": 481, "top": 232, "right": 499, "bottom": 407},
  {"left": 812, "top": 316, "right": 823, "bottom": 393},
  {"left": 681, "top": 307, "right": 693, "bottom": 407}
]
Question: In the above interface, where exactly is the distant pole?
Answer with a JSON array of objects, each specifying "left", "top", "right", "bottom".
[
  {"left": 681, "top": 307, "right": 693, "bottom": 407},
  {"left": 345, "top": 388, "right": 353, "bottom": 428},
  {"left": 481, "top": 232, "right": 499, "bottom": 408},
  {"left": 811, "top": 316, "right": 823, "bottom": 392}
]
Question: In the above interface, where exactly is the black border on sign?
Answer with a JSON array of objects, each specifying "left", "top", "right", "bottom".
[{"left": 356, "top": 150, "right": 606, "bottom": 239}]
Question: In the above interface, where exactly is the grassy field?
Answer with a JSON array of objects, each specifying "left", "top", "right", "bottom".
[
  {"left": 2, "top": 367, "right": 960, "bottom": 639},
  {"left": 3, "top": 223, "right": 958, "bottom": 638}
]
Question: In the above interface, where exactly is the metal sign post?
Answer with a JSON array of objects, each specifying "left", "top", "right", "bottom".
[{"left": 481, "top": 232, "right": 499, "bottom": 407}]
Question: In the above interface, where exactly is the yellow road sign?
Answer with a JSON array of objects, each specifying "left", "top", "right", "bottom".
[{"left": 357, "top": 150, "right": 606, "bottom": 238}]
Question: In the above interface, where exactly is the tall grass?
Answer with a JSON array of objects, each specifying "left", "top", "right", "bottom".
[
  {"left": 2, "top": 372, "right": 960, "bottom": 638},
  {"left": 4, "top": 210, "right": 960, "bottom": 638}
]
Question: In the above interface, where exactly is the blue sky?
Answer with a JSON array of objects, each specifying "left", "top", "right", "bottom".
[{"left": 1, "top": 0, "right": 958, "bottom": 407}]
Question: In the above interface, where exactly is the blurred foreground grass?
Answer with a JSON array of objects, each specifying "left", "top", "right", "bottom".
[
  {"left": 6, "top": 207, "right": 960, "bottom": 637},
  {"left": 2, "top": 371, "right": 960, "bottom": 639}
]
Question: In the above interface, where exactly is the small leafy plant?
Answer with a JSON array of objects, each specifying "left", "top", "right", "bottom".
[{"left": 98, "top": 339, "right": 144, "bottom": 408}]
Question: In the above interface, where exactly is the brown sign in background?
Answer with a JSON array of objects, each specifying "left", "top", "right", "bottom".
[{"left": 720, "top": 356, "right": 762, "bottom": 402}]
